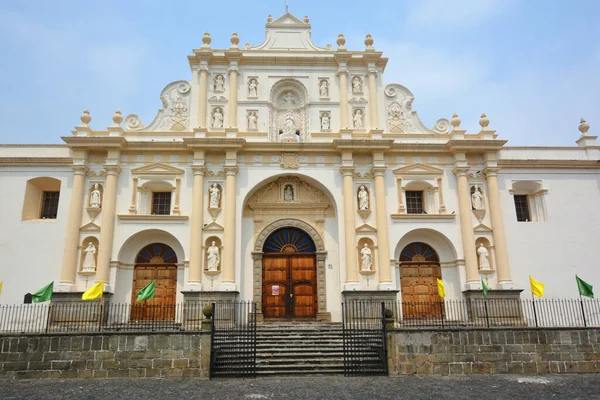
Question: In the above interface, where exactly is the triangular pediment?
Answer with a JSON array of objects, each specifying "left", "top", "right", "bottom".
[
  {"left": 474, "top": 223, "right": 492, "bottom": 233},
  {"left": 393, "top": 163, "right": 444, "bottom": 176},
  {"left": 80, "top": 222, "right": 101, "bottom": 233},
  {"left": 356, "top": 224, "right": 377, "bottom": 233},
  {"left": 203, "top": 221, "right": 224, "bottom": 232},
  {"left": 248, "top": 13, "right": 328, "bottom": 51},
  {"left": 270, "top": 12, "right": 306, "bottom": 26},
  {"left": 131, "top": 163, "right": 184, "bottom": 176}
]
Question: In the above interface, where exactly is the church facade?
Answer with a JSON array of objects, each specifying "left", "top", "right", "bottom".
[{"left": 1, "top": 13, "right": 599, "bottom": 322}]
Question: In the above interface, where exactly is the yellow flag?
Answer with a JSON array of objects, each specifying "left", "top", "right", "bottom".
[
  {"left": 436, "top": 278, "right": 446, "bottom": 298},
  {"left": 0, "top": 281, "right": 3, "bottom": 294},
  {"left": 82, "top": 281, "right": 104, "bottom": 301},
  {"left": 529, "top": 275, "right": 544, "bottom": 298}
]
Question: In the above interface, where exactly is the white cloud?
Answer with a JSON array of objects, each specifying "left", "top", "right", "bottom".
[{"left": 406, "top": 0, "right": 516, "bottom": 28}]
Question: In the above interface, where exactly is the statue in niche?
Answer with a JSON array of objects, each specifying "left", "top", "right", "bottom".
[
  {"left": 319, "top": 80, "right": 329, "bottom": 97},
  {"left": 352, "top": 76, "right": 362, "bottom": 93},
  {"left": 321, "top": 113, "right": 330, "bottom": 131},
  {"left": 89, "top": 183, "right": 101, "bottom": 208},
  {"left": 281, "top": 112, "right": 298, "bottom": 141},
  {"left": 82, "top": 242, "right": 97, "bottom": 272},
  {"left": 212, "top": 108, "right": 224, "bottom": 128},
  {"left": 248, "top": 79, "right": 258, "bottom": 97},
  {"left": 471, "top": 187, "right": 484, "bottom": 210},
  {"left": 478, "top": 243, "right": 491, "bottom": 270},
  {"left": 284, "top": 184, "right": 294, "bottom": 202},
  {"left": 361, "top": 244, "right": 372, "bottom": 271},
  {"left": 358, "top": 185, "right": 369, "bottom": 210},
  {"left": 207, "top": 241, "right": 220, "bottom": 271},
  {"left": 209, "top": 183, "right": 221, "bottom": 208},
  {"left": 214, "top": 74, "right": 225, "bottom": 91},
  {"left": 247, "top": 111, "right": 258, "bottom": 130},
  {"left": 353, "top": 109, "right": 364, "bottom": 129}
]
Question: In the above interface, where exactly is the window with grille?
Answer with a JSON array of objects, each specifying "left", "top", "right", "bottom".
[
  {"left": 40, "top": 191, "right": 60, "bottom": 219},
  {"left": 514, "top": 195, "right": 531, "bottom": 222},
  {"left": 152, "top": 192, "right": 172, "bottom": 215},
  {"left": 406, "top": 191, "right": 424, "bottom": 214}
]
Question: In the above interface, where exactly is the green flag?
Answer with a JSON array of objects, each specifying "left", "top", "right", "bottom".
[
  {"left": 32, "top": 282, "right": 53, "bottom": 303},
  {"left": 481, "top": 278, "right": 488, "bottom": 297},
  {"left": 136, "top": 280, "right": 156, "bottom": 302},
  {"left": 576, "top": 275, "right": 594, "bottom": 298}
]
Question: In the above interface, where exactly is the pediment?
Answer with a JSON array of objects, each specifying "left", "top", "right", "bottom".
[
  {"left": 356, "top": 224, "right": 377, "bottom": 233},
  {"left": 270, "top": 12, "right": 306, "bottom": 26},
  {"left": 80, "top": 222, "right": 100, "bottom": 233},
  {"left": 393, "top": 163, "right": 444, "bottom": 176},
  {"left": 131, "top": 163, "right": 184, "bottom": 176},
  {"left": 474, "top": 223, "right": 492, "bottom": 233},
  {"left": 203, "top": 221, "right": 224, "bottom": 232}
]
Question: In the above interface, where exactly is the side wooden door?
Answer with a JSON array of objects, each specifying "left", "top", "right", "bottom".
[
  {"left": 400, "top": 263, "right": 443, "bottom": 319},
  {"left": 131, "top": 265, "right": 177, "bottom": 321}
]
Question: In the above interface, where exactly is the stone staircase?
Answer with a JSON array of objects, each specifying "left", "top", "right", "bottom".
[{"left": 255, "top": 322, "right": 345, "bottom": 376}]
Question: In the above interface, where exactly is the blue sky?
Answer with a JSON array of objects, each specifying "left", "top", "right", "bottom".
[{"left": 0, "top": 0, "right": 598, "bottom": 146}]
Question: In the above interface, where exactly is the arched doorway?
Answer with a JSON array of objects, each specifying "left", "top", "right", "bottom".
[
  {"left": 399, "top": 242, "right": 444, "bottom": 319},
  {"left": 131, "top": 243, "right": 178, "bottom": 321},
  {"left": 262, "top": 227, "right": 317, "bottom": 319}
]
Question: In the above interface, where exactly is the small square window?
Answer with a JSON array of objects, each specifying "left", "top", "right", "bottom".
[
  {"left": 514, "top": 195, "right": 531, "bottom": 222},
  {"left": 406, "top": 191, "right": 424, "bottom": 214},
  {"left": 152, "top": 192, "right": 172, "bottom": 215},
  {"left": 40, "top": 191, "right": 60, "bottom": 219}
]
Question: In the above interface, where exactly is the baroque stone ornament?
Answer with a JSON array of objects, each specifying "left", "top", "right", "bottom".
[
  {"left": 248, "top": 78, "right": 258, "bottom": 97},
  {"left": 353, "top": 109, "right": 364, "bottom": 128},
  {"left": 247, "top": 111, "right": 258, "bottom": 131},
  {"left": 352, "top": 76, "right": 363, "bottom": 93},
  {"left": 130, "top": 80, "right": 191, "bottom": 131},
  {"left": 384, "top": 84, "right": 450, "bottom": 134},
  {"left": 89, "top": 183, "right": 102, "bottom": 208},
  {"left": 280, "top": 153, "right": 299, "bottom": 169},
  {"left": 212, "top": 107, "right": 224, "bottom": 128}
]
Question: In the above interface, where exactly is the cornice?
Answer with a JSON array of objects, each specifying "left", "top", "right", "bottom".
[
  {"left": 446, "top": 139, "right": 508, "bottom": 153},
  {"left": 333, "top": 139, "right": 394, "bottom": 152},
  {"left": 0, "top": 157, "right": 72, "bottom": 166},
  {"left": 61, "top": 136, "right": 127, "bottom": 150},
  {"left": 498, "top": 159, "right": 600, "bottom": 169},
  {"left": 183, "top": 138, "right": 246, "bottom": 151}
]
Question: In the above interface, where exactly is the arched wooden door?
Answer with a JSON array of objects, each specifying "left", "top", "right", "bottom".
[
  {"left": 399, "top": 242, "right": 444, "bottom": 319},
  {"left": 262, "top": 228, "right": 317, "bottom": 319},
  {"left": 131, "top": 243, "right": 178, "bottom": 321}
]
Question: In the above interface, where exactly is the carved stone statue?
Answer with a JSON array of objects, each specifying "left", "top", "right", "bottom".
[
  {"left": 471, "top": 187, "right": 484, "bottom": 210},
  {"left": 361, "top": 244, "right": 372, "bottom": 271},
  {"left": 321, "top": 113, "right": 330, "bottom": 131},
  {"left": 319, "top": 80, "right": 329, "bottom": 97},
  {"left": 358, "top": 185, "right": 369, "bottom": 210},
  {"left": 248, "top": 111, "right": 258, "bottom": 130},
  {"left": 207, "top": 241, "right": 220, "bottom": 271},
  {"left": 214, "top": 75, "right": 225, "bottom": 91},
  {"left": 209, "top": 183, "right": 221, "bottom": 208},
  {"left": 248, "top": 79, "right": 258, "bottom": 97},
  {"left": 352, "top": 76, "right": 362, "bottom": 93},
  {"left": 353, "top": 109, "right": 363, "bottom": 129},
  {"left": 281, "top": 112, "right": 297, "bottom": 141},
  {"left": 478, "top": 243, "right": 490, "bottom": 270},
  {"left": 284, "top": 184, "right": 294, "bottom": 201},
  {"left": 89, "top": 183, "right": 101, "bottom": 208},
  {"left": 212, "top": 108, "right": 224, "bottom": 128},
  {"left": 82, "top": 242, "right": 97, "bottom": 272}
]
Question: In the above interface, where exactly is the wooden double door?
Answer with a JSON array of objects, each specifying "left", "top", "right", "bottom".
[
  {"left": 400, "top": 262, "right": 444, "bottom": 319},
  {"left": 131, "top": 265, "right": 177, "bottom": 321},
  {"left": 262, "top": 253, "right": 317, "bottom": 319}
]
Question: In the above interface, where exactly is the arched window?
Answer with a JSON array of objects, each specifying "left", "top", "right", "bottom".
[
  {"left": 22, "top": 177, "right": 61, "bottom": 220},
  {"left": 509, "top": 181, "right": 548, "bottom": 222},
  {"left": 263, "top": 228, "right": 316, "bottom": 253},
  {"left": 135, "top": 243, "right": 178, "bottom": 264}
]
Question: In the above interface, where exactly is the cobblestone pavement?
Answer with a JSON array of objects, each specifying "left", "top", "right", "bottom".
[{"left": 2, "top": 375, "right": 600, "bottom": 400}]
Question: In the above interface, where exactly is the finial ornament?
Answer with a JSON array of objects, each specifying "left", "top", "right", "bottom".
[
  {"left": 267, "top": 14, "right": 273, "bottom": 23},
  {"left": 112, "top": 109, "right": 123, "bottom": 126},
  {"left": 303, "top": 16, "right": 309, "bottom": 24},
  {"left": 80, "top": 109, "right": 91, "bottom": 126},
  {"left": 337, "top": 34, "right": 346, "bottom": 50},
  {"left": 479, "top": 113, "right": 490, "bottom": 128},
  {"left": 579, "top": 118, "right": 590, "bottom": 136},
  {"left": 230, "top": 32, "right": 240, "bottom": 48},
  {"left": 364, "top": 34, "right": 374, "bottom": 50},
  {"left": 202, "top": 32, "right": 211, "bottom": 48},
  {"left": 451, "top": 113, "right": 461, "bottom": 128}
]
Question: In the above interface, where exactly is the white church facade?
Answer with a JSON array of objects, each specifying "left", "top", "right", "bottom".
[{"left": 0, "top": 13, "right": 599, "bottom": 322}]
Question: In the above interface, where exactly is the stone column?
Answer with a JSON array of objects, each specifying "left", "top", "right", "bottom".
[
  {"left": 372, "top": 166, "right": 392, "bottom": 287},
  {"left": 188, "top": 165, "right": 206, "bottom": 288},
  {"left": 367, "top": 65, "right": 379, "bottom": 130},
  {"left": 341, "top": 166, "right": 358, "bottom": 286},
  {"left": 59, "top": 166, "right": 88, "bottom": 285},
  {"left": 338, "top": 68, "right": 349, "bottom": 129},
  {"left": 221, "top": 165, "right": 239, "bottom": 289},
  {"left": 197, "top": 64, "right": 209, "bottom": 128},
  {"left": 454, "top": 167, "right": 479, "bottom": 286},
  {"left": 485, "top": 167, "right": 512, "bottom": 287},
  {"left": 96, "top": 166, "right": 121, "bottom": 285},
  {"left": 228, "top": 64, "right": 239, "bottom": 128}
]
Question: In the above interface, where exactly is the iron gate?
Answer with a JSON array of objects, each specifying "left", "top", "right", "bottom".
[
  {"left": 209, "top": 301, "right": 257, "bottom": 378},
  {"left": 342, "top": 301, "right": 389, "bottom": 376}
]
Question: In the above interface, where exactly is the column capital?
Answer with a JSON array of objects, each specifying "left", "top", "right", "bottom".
[
  {"left": 483, "top": 167, "right": 500, "bottom": 177},
  {"left": 452, "top": 167, "right": 470, "bottom": 177},
  {"left": 228, "top": 62, "right": 239, "bottom": 74},
  {"left": 367, "top": 62, "right": 378, "bottom": 75},
  {"left": 104, "top": 165, "right": 122, "bottom": 175},
  {"left": 371, "top": 166, "right": 387, "bottom": 176},
  {"left": 71, "top": 165, "right": 89, "bottom": 175},
  {"left": 191, "top": 165, "right": 207, "bottom": 175},
  {"left": 339, "top": 166, "right": 355, "bottom": 176},
  {"left": 337, "top": 66, "right": 349, "bottom": 76},
  {"left": 224, "top": 165, "right": 239, "bottom": 176}
]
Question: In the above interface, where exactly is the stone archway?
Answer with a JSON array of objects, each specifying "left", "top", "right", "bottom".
[{"left": 252, "top": 218, "right": 329, "bottom": 321}]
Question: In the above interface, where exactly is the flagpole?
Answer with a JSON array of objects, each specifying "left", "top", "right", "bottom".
[
  {"left": 531, "top": 286, "right": 538, "bottom": 328},
  {"left": 577, "top": 275, "right": 587, "bottom": 328}
]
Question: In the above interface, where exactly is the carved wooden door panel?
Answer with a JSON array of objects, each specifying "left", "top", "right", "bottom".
[
  {"left": 290, "top": 254, "right": 317, "bottom": 319},
  {"left": 131, "top": 265, "right": 177, "bottom": 321},
  {"left": 262, "top": 255, "right": 289, "bottom": 318},
  {"left": 400, "top": 263, "right": 444, "bottom": 319}
]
